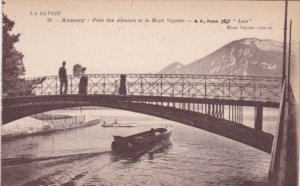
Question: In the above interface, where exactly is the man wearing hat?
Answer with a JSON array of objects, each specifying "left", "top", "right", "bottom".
[{"left": 58, "top": 61, "right": 68, "bottom": 94}]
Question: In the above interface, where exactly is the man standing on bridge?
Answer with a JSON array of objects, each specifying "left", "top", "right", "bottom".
[{"left": 59, "top": 61, "right": 68, "bottom": 94}]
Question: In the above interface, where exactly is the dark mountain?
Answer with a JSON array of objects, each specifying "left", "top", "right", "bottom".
[{"left": 160, "top": 38, "right": 285, "bottom": 76}]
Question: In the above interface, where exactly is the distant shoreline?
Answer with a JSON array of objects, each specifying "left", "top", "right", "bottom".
[
  {"left": 62, "top": 106, "right": 112, "bottom": 110},
  {"left": 2, "top": 118, "right": 100, "bottom": 140}
]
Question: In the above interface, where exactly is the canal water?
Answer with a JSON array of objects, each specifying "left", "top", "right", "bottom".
[{"left": 1, "top": 107, "right": 277, "bottom": 186}]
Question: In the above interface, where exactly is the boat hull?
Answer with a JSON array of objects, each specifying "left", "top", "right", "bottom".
[{"left": 111, "top": 128, "right": 172, "bottom": 154}]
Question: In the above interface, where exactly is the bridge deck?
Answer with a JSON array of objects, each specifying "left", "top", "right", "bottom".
[{"left": 2, "top": 74, "right": 283, "bottom": 154}]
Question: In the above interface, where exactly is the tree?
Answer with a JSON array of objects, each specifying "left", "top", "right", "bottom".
[
  {"left": 2, "top": 14, "right": 44, "bottom": 96},
  {"left": 2, "top": 14, "right": 25, "bottom": 94}
]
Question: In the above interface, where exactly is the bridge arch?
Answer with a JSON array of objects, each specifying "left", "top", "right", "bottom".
[{"left": 3, "top": 95, "right": 273, "bottom": 153}]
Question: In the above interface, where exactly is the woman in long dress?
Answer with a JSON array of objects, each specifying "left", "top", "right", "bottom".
[{"left": 79, "top": 67, "right": 88, "bottom": 94}]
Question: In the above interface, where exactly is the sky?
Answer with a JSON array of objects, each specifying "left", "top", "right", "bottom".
[{"left": 3, "top": 0, "right": 300, "bottom": 77}]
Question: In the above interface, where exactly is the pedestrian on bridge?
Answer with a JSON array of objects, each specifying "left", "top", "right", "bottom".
[
  {"left": 118, "top": 74, "right": 127, "bottom": 95},
  {"left": 59, "top": 61, "right": 68, "bottom": 94},
  {"left": 79, "top": 67, "right": 88, "bottom": 95}
]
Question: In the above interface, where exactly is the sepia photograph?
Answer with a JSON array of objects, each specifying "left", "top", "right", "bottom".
[{"left": 1, "top": 0, "right": 299, "bottom": 185}]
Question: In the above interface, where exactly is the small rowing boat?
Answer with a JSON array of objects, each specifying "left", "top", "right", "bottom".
[{"left": 101, "top": 120, "right": 138, "bottom": 127}]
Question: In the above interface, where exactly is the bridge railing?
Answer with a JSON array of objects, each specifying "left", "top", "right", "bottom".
[{"left": 17, "top": 74, "right": 282, "bottom": 102}]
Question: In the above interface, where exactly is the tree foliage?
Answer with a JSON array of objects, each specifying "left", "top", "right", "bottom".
[{"left": 2, "top": 14, "right": 44, "bottom": 96}]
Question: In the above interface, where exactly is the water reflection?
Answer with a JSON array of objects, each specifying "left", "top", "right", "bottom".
[
  {"left": 2, "top": 109, "right": 275, "bottom": 185},
  {"left": 111, "top": 140, "right": 172, "bottom": 163}
]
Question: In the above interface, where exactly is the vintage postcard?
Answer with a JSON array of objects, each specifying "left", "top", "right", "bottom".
[{"left": 2, "top": 0, "right": 299, "bottom": 185}]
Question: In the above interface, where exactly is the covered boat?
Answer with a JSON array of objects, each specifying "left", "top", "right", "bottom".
[{"left": 111, "top": 127, "right": 172, "bottom": 154}]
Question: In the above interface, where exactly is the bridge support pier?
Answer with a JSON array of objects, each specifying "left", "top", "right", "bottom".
[{"left": 254, "top": 106, "right": 263, "bottom": 131}]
